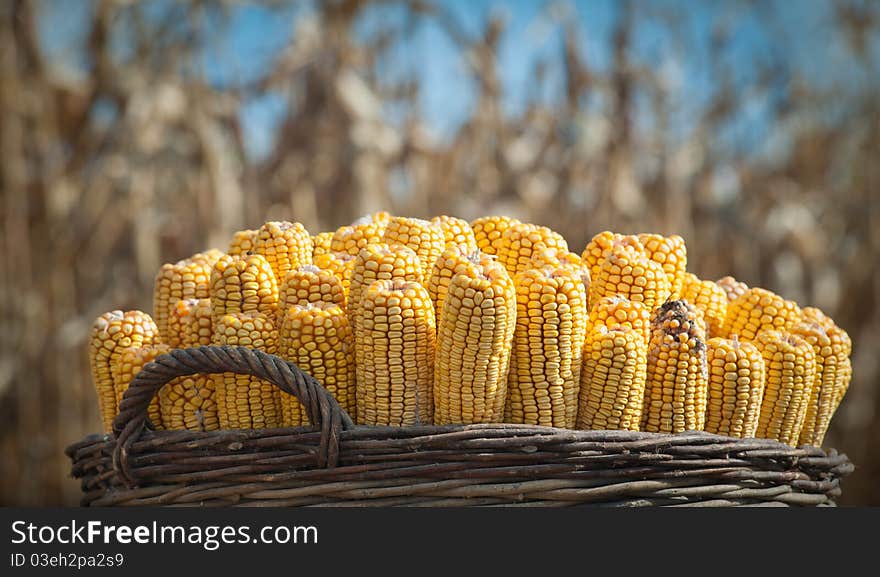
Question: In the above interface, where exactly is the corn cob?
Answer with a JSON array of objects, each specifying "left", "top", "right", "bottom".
[
  {"left": 717, "top": 276, "right": 749, "bottom": 302},
  {"left": 681, "top": 273, "right": 728, "bottom": 337},
  {"left": 577, "top": 324, "right": 647, "bottom": 431},
  {"left": 358, "top": 280, "right": 436, "bottom": 426},
  {"left": 112, "top": 344, "right": 168, "bottom": 429},
  {"left": 383, "top": 216, "right": 446, "bottom": 278},
  {"left": 228, "top": 229, "right": 258, "bottom": 256},
  {"left": 331, "top": 220, "right": 386, "bottom": 257},
  {"left": 497, "top": 222, "right": 569, "bottom": 279},
  {"left": 753, "top": 330, "right": 816, "bottom": 446},
  {"left": 152, "top": 258, "right": 212, "bottom": 343},
  {"left": 313, "top": 251, "right": 356, "bottom": 299},
  {"left": 348, "top": 244, "right": 423, "bottom": 404},
  {"left": 506, "top": 266, "right": 588, "bottom": 428},
  {"left": 591, "top": 243, "right": 671, "bottom": 312},
  {"left": 529, "top": 247, "right": 591, "bottom": 301},
  {"left": 88, "top": 310, "right": 160, "bottom": 432},
  {"left": 721, "top": 287, "right": 802, "bottom": 341},
  {"left": 790, "top": 321, "right": 848, "bottom": 447},
  {"left": 209, "top": 253, "right": 279, "bottom": 329},
  {"left": 159, "top": 299, "right": 218, "bottom": 431},
  {"left": 431, "top": 215, "right": 479, "bottom": 253},
  {"left": 167, "top": 298, "right": 213, "bottom": 348},
  {"left": 278, "top": 265, "right": 346, "bottom": 315},
  {"left": 587, "top": 295, "right": 651, "bottom": 344},
  {"left": 434, "top": 260, "right": 516, "bottom": 424},
  {"left": 212, "top": 312, "right": 281, "bottom": 429},
  {"left": 470, "top": 215, "right": 521, "bottom": 257},
  {"left": 704, "top": 336, "right": 765, "bottom": 438},
  {"left": 637, "top": 233, "right": 688, "bottom": 299},
  {"left": 801, "top": 309, "right": 854, "bottom": 414},
  {"left": 642, "top": 300, "right": 709, "bottom": 433},
  {"left": 278, "top": 302, "right": 356, "bottom": 424},
  {"left": 253, "top": 221, "right": 313, "bottom": 283},
  {"left": 426, "top": 246, "right": 492, "bottom": 326},
  {"left": 581, "top": 231, "right": 643, "bottom": 287},
  {"left": 311, "top": 232, "right": 334, "bottom": 258},
  {"left": 353, "top": 210, "right": 392, "bottom": 228}
]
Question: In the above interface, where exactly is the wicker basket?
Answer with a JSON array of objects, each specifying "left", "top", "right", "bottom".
[{"left": 66, "top": 345, "right": 854, "bottom": 507}]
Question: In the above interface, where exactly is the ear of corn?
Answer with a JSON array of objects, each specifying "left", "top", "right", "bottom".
[
  {"left": 506, "top": 266, "right": 588, "bottom": 428},
  {"left": 228, "top": 229, "right": 259, "bottom": 256},
  {"left": 426, "top": 246, "right": 493, "bottom": 327},
  {"left": 278, "top": 265, "right": 346, "bottom": 316},
  {"left": 470, "top": 216, "right": 521, "bottom": 256},
  {"left": 167, "top": 298, "right": 213, "bottom": 348},
  {"left": 529, "top": 248, "right": 591, "bottom": 299},
  {"left": 721, "top": 287, "right": 802, "bottom": 341},
  {"left": 383, "top": 216, "right": 446, "bottom": 278},
  {"left": 353, "top": 210, "right": 392, "bottom": 229},
  {"left": 753, "top": 330, "right": 816, "bottom": 446},
  {"left": 253, "top": 221, "right": 313, "bottom": 283},
  {"left": 112, "top": 344, "right": 168, "bottom": 430},
  {"left": 313, "top": 251, "right": 356, "bottom": 300},
  {"left": 209, "top": 253, "right": 279, "bottom": 329},
  {"left": 637, "top": 234, "right": 687, "bottom": 300},
  {"left": 497, "top": 222, "right": 569, "bottom": 279},
  {"left": 800, "top": 307, "right": 853, "bottom": 415},
  {"left": 592, "top": 243, "right": 671, "bottom": 312},
  {"left": 681, "top": 273, "right": 728, "bottom": 337},
  {"left": 717, "top": 276, "right": 749, "bottom": 302},
  {"left": 581, "top": 231, "right": 643, "bottom": 288},
  {"left": 704, "top": 336, "right": 765, "bottom": 438},
  {"left": 152, "top": 259, "right": 212, "bottom": 343},
  {"left": 348, "top": 243, "right": 424, "bottom": 410},
  {"left": 311, "top": 232, "right": 334, "bottom": 258},
  {"left": 577, "top": 325, "right": 647, "bottom": 431},
  {"left": 212, "top": 312, "right": 282, "bottom": 429},
  {"left": 587, "top": 295, "right": 651, "bottom": 344},
  {"left": 358, "top": 280, "right": 436, "bottom": 426},
  {"left": 278, "top": 302, "right": 356, "bottom": 424},
  {"left": 642, "top": 300, "right": 709, "bottom": 433},
  {"left": 330, "top": 220, "right": 386, "bottom": 257},
  {"left": 431, "top": 215, "right": 479, "bottom": 253},
  {"left": 434, "top": 260, "right": 516, "bottom": 424},
  {"left": 88, "top": 310, "right": 160, "bottom": 432},
  {"left": 790, "top": 321, "right": 848, "bottom": 447}
]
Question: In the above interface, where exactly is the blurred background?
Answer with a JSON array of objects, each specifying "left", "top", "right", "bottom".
[{"left": 1, "top": 0, "right": 878, "bottom": 505}]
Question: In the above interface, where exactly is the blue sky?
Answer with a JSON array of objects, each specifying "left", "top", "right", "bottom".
[{"left": 37, "top": 0, "right": 878, "bottom": 161}]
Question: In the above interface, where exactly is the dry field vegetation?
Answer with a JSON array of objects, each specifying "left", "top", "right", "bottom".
[{"left": 1, "top": 0, "right": 878, "bottom": 505}]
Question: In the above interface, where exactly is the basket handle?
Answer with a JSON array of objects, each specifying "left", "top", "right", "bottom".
[{"left": 111, "top": 345, "right": 355, "bottom": 488}]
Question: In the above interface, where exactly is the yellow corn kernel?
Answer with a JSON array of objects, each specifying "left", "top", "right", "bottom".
[
  {"left": 642, "top": 300, "right": 709, "bottom": 433},
  {"left": 383, "top": 216, "right": 446, "bottom": 279},
  {"left": 278, "top": 302, "right": 357, "bottom": 424},
  {"left": 358, "top": 280, "right": 436, "bottom": 426},
  {"left": 331, "top": 220, "right": 386, "bottom": 257},
  {"left": 721, "top": 287, "right": 802, "bottom": 341},
  {"left": 704, "top": 336, "right": 765, "bottom": 438},
  {"left": 152, "top": 258, "right": 212, "bottom": 343},
  {"left": 470, "top": 215, "right": 521, "bottom": 257},
  {"left": 228, "top": 229, "right": 259, "bottom": 256},
  {"left": 637, "top": 233, "right": 688, "bottom": 299},
  {"left": 592, "top": 243, "right": 671, "bottom": 312},
  {"left": 506, "top": 266, "right": 588, "bottom": 428},
  {"left": 587, "top": 295, "right": 651, "bottom": 344},
  {"left": 253, "top": 221, "right": 313, "bottom": 283},
  {"left": 426, "top": 246, "right": 493, "bottom": 327},
  {"left": 209, "top": 253, "right": 279, "bottom": 329},
  {"left": 212, "top": 312, "right": 281, "bottom": 429},
  {"left": 112, "top": 344, "right": 168, "bottom": 429},
  {"left": 278, "top": 265, "right": 346, "bottom": 316},
  {"left": 167, "top": 298, "right": 213, "bottom": 348},
  {"left": 581, "top": 231, "right": 643, "bottom": 289},
  {"left": 89, "top": 310, "right": 160, "bottom": 432},
  {"left": 577, "top": 325, "right": 647, "bottom": 431},
  {"left": 434, "top": 260, "right": 516, "bottom": 424},
  {"left": 717, "top": 276, "right": 749, "bottom": 302},
  {"left": 753, "top": 330, "right": 816, "bottom": 446},
  {"left": 497, "top": 222, "right": 569, "bottom": 278},
  {"left": 311, "top": 231, "right": 334, "bottom": 258},
  {"left": 800, "top": 307, "right": 853, "bottom": 412},
  {"left": 313, "top": 251, "right": 356, "bottom": 299},
  {"left": 681, "top": 273, "right": 728, "bottom": 337},
  {"left": 431, "top": 215, "right": 479, "bottom": 253}
]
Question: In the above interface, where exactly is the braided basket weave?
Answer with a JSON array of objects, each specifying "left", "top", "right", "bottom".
[{"left": 66, "top": 345, "right": 854, "bottom": 507}]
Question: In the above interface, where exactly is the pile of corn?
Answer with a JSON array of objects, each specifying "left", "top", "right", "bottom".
[{"left": 89, "top": 214, "right": 853, "bottom": 448}]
